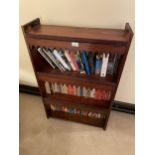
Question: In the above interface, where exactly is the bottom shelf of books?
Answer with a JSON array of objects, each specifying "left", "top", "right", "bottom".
[{"left": 43, "top": 95, "right": 109, "bottom": 127}]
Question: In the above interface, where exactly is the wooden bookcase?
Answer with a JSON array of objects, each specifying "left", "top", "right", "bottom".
[{"left": 22, "top": 18, "right": 133, "bottom": 129}]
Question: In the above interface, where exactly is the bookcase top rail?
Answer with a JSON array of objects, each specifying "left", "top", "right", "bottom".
[{"left": 23, "top": 18, "right": 133, "bottom": 44}]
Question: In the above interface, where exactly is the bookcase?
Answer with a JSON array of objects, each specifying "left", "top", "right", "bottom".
[{"left": 22, "top": 18, "right": 133, "bottom": 129}]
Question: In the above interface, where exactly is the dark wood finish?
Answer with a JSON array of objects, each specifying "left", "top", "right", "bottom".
[{"left": 22, "top": 18, "right": 133, "bottom": 129}]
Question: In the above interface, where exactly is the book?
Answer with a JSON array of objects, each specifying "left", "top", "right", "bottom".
[
  {"left": 64, "top": 50, "right": 76, "bottom": 71},
  {"left": 57, "top": 83, "right": 61, "bottom": 93},
  {"left": 45, "top": 81, "right": 51, "bottom": 94},
  {"left": 80, "top": 86, "right": 83, "bottom": 96},
  {"left": 69, "top": 51, "right": 80, "bottom": 71},
  {"left": 100, "top": 53, "right": 109, "bottom": 77},
  {"left": 44, "top": 48, "right": 65, "bottom": 72},
  {"left": 113, "top": 54, "right": 120, "bottom": 75},
  {"left": 76, "top": 86, "right": 81, "bottom": 96},
  {"left": 37, "top": 47, "right": 56, "bottom": 69},
  {"left": 87, "top": 88, "right": 91, "bottom": 98},
  {"left": 73, "top": 85, "right": 76, "bottom": 96},
  {"left": 51, "top": 83, "right": 55, "bottom": 93},
  {"left": 75, "top": 51, "right": 86, "bottom": 74},
  {"left": 53, "top": 49, "right": 70, "bottom": 71},
  {"left": 63, "top": 84, "right": 67, "bottom": 94},
  {"left": 83, "top": 87, "right": 87, "bottom": 97},
  {"left": 58, "top": 50, "right": 72, "bottom": 71},
  {"left": 80, "top": 51, "right": 90, "bottom": 75},
  {"left": 68, "top": 85, "right": 74, "bottom": 95},
  {"left": 88, "top": 52, "right": 95, "bottom": 74},
  {"left": 95, "top": 53, "right": 102, "bottom": 75},
  {"left": 90, "top": 88, "right": 96, "bottom": 98},
  {"left": 54, "top": 83, "right": 58, "bottom": 93}
]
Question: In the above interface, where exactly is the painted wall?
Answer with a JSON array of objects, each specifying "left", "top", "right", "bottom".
[{"left": 19, "top": 0, "right": 135, "bottom": 103}]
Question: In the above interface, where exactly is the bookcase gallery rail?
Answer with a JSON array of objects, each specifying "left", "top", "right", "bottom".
[{"left": 22, "top": 18, "right": 133, "bottom": 129}]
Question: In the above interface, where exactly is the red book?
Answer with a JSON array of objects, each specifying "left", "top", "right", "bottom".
[
  {"left": 67, "top": 85, "right": 72, "bottom": 95},
  {"left": 69, "top": 51, "right": 80, "bottom": 71},
  {"left": 95, "top": 90, "right": 100, "bottom": 100},
  {"left": 101, "top": 90, "right": 106, "bottom": 100}
]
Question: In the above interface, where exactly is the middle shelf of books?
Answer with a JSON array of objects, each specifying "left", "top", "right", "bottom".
[{"left": 29, "top": 44, "right": 124, "bottom": 84}]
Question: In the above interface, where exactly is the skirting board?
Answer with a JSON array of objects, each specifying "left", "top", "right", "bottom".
[{"left": 19, "top": 84, "right": 135, "bottom": 114}]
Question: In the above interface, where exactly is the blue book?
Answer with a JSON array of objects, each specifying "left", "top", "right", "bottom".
[
  {"left": 95, "top": 54, "right": 102, "bottom": 74},
  {"left": 80, "top": 51, "right": 90, "bottom": 76}
]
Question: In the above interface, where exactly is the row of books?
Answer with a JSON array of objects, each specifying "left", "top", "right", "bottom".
[
  {"left": 45, "top": 81, "right": 111, "bottom": 101},
  {"left": 36, "top": 47, "right": 120, "bottom": 77},
  {"left": 50, "top": 104, "right": 104, "bottom": 119}
]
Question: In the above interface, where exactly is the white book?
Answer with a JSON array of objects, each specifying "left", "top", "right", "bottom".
[
  {"left": 90, "top": 88, "right": 96, "bottom": 98},
  {"left": 64, "top": 50, "right": 76, "bottom": 71},
  {"left": 63, "top": 84, "right": 67, "bottom": 94},
  {"left": 51, "top": 83, "right": 55, "bottom": 93},
  {"left": 54, "top": 83, "right": 58, "bottom": 93},
  {"left": 53, "top": 49, "right": 71, "bottom": 71},
  {"left": 37, "top": 48, "right": 55, "bottom": 69},
  {"left": 100, "top": 53, "right": 110, "bottom": 77},
  {"left": 45, "top": 81, "right": 51, "bottom": 94},
  {"left": 83, "top": 87, "right": 87, "bottom": 97}
]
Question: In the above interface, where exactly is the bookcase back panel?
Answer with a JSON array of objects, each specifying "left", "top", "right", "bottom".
[{"left": 27, "top": 38, "right": 126, "bottom": 54}]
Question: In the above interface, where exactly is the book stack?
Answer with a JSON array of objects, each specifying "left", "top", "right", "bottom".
[
  {"left": 36, "top": 47, "right": 120, "bottom": 77},
  {"left": 45, "top": 81, "right": 111, "bottom": 101},
  {"left": 50, "top": 104, "right": 105, "bottom": 119}
]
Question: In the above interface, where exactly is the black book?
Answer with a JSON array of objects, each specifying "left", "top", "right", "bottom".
[{"left": 88, "top": 52, "right": 95, "bottom": 74}]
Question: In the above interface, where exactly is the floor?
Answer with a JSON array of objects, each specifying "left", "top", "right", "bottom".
[{"left": 19, "top": 93, "right": 135, "bottom": 155}]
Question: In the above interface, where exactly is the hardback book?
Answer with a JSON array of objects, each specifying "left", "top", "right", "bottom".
[
  {"left": 76, "top": 86, "right": 81, "bottom": 96},
  {"left": 101, "top": 90, "right": 106, "bottom": 100},
  {"left": 46, "top": 48, "right": 65, "bottom": 72},
  {"left": 75, "top": 51, "right": 86, "bottom": 74},
  {"left": 50, "top": 104, "right": 56, "bottom": 111},
  {"left": 95, "top": 53, "right": 102, "bottom": 75},
  {"left": 58, "top": 50, "right": 72, "bottom": 71},
  {"left": 64, "top": 50, "right": 76, "bottom": 71},
  {"left": 57, "top": 83, "right": 61, "bottom": 93},
  {"left": 90, "top": 88, "right": 96, "bottom": 98},
  {"left": 87, "top": 88, "right": 91, "bottom": 98},
  {"left": 53, "top": 49, "right": 70, "bottom": 71},
  {"left": 83, "top": 87, "right": 87, "bottom": 97},
  {"left": 51, "top": 83, "right": 55, "bottom": 93},
  {"left": 49, "top": 48, "right": 66, "bottom": 71},
  {"left": 69, "top": 51, "right": 80, "bottom": 71},
  {"left": 73, "top": 85, "right": 77, "bottom": 96},
  {"left": 95, "top": 89, "right": 100, "bottom": 100},
  {"left": 100, "top": 53, "right": 110, "bottom": 77},
  {"left": 113, "top": 54, "right": 121, "bottom": 75},
  {"left": 63, "top": 84, "right": 67, "bottom": 94},
  {"left": 54, "top": 83, "right": 58, "bottom": 93},
  {"left": 88, "top": 52, "right": 95, "bottom": 74},
  {"left": 37, "top": 47, "right": 56, "bottom": 69},
  {"left": 60, "top": 84, "right": 64, "bottom": 94},
  {"left": 67, "top": 85, "right": 74, "bottom": 95},
  {"left": 45, "top": 81, "right": 51, "bottom": 94},
  {"left": 80, "top": 87, "right": 83, "bottom": 96},
  {"left": 81, "top": 51, "right": 90, "bottom": 76}
]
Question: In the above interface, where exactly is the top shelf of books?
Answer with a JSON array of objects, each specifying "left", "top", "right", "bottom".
[{"left": 23, "top": 18, "right": 132, "bottom": 44}]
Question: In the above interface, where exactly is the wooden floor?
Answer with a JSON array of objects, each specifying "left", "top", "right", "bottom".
[{"left": 19, "top": 93, "right": 135, "bottom": 155}]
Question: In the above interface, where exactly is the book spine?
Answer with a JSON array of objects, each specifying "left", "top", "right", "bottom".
[
  {"left": 64, "top": 50, "right": 76, "bottom": 71},
  {"left": 53, "top": 49, "right": 70, "bottom": 71},
  {"left": 45, "top": 48, "right": 64, "bottom": 72},
  {"left": 45, "top": 81, "right": 51, "bottom": 94},
  {"left": 81, "top": 51, "right": 90, "bottom": 76},
  {"left": 100, "top": 53, "right": 109, "bottom": 77},
  {"left": 88, "top": 52, "right": 95, "bottom": 74},
  {"left": 69, "top": 51, "right": 80, "bottom": 71},
  {"left": 95, "top": 54, "right": 102, "bottom": 75}
]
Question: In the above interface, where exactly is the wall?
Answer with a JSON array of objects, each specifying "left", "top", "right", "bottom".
[{"left": 19, "top": 0, "right": 135, "bottom": 103}]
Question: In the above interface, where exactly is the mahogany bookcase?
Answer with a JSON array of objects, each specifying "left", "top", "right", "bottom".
[{"left": 22, "top": 18, "right": 133, "bottom": 129}]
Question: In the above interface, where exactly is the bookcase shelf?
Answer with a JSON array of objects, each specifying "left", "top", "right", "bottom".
[{"left": 22, "top": 18, "right": 133, "bottom": 129}]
